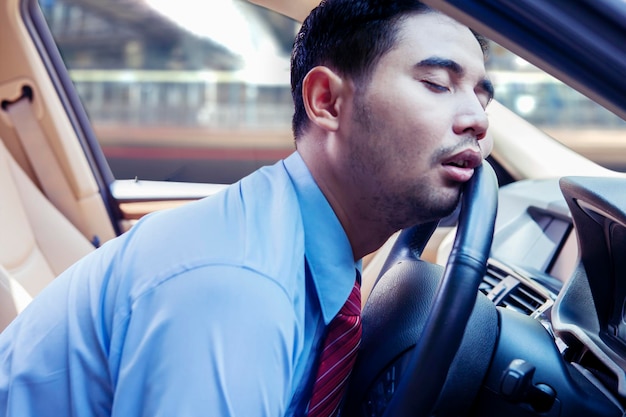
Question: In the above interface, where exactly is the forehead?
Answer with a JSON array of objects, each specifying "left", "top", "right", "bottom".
[{"left": 390, "top": 12, "right": 486, "bottom": 75}]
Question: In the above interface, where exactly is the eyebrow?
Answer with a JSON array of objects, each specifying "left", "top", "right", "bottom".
[{"left": 416, "top": 57, "right": 495, "bottom": 103}]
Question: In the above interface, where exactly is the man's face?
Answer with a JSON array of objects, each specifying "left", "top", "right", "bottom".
[{"left": 341, "top": 12, "right": 492, "bottom": 230}]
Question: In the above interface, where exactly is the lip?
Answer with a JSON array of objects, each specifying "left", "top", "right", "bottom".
[{"left": 441, "top": 148, "right": 483, "bottom": 183}]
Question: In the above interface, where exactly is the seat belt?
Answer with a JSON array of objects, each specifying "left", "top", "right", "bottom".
[{"left": 3, "top": 94, "right": 94, "bottom": 244}]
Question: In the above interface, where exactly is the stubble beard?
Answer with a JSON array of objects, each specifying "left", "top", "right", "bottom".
[
  {"left": 374, "top": 180, "right": 462, "bottom": 231},
  {"left": 349, "top": 94, "right": 462, "bottom": 232}
]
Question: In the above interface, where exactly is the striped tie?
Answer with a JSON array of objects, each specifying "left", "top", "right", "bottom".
[{"left": 307, "top": 278, "right": 362, "bottom": 417}]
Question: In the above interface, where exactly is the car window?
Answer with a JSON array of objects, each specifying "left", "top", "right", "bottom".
[
  {"left": 39, "top": 0, "right": 298, "bottom": 184},
  {"left": 486, "top": 43, "right": 626, "bottom": 172},
  {"left": 39, "top": 0, "right": 626, "bottom": 184}
]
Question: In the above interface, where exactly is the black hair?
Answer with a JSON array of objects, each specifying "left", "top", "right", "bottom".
[{"left": 290, "top": 0, "right": 488, "bottom": 138}]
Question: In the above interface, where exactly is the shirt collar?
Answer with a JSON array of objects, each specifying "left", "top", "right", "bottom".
[{"left": 283, "top": 152, "right": 360, "bottom": 324}]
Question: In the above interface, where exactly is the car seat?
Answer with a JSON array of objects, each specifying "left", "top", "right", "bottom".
[{"left": 0, "top": 139, "right": 94, "bottom": 331}]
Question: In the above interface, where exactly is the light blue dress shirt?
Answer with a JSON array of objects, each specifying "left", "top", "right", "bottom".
[{"left": 0, "top": 152, "right": 359, "bottom": 416}]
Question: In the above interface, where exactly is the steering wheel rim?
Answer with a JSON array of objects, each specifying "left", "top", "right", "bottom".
[{"left": 378, "top": 161, "right": 499, "bottom": 417}]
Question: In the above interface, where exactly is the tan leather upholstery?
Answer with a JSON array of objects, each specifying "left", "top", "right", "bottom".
[
  {"left": 0, "top": 264, "right": 31, "bottom": 331},
  {"left": 0, "top": 140, "right": 94, "bottom": 330}
]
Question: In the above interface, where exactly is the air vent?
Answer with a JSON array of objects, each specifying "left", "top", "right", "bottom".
[{"left": 481, "top": 259, "right": 555, "bottom": 318}]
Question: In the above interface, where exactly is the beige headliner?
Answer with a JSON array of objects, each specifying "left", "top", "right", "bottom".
[{"left": 248, "top": 0, "right": 318, "bottom": 22}]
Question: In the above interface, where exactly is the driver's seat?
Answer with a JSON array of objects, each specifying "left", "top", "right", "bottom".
[{"left": 0, "top": 139, "right": 95, "bottom": 330}]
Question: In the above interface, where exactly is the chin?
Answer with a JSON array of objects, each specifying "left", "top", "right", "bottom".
[
  {"left": 423, "top": 193, "right": 462, "bottom": 223},
  {"left": 386, "top": 198, "right": 459, "bottom": 231}
]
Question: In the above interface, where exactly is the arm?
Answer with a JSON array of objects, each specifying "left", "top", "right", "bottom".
[{"left": 110, "top": 265, "right": 298, "bottom": 417}]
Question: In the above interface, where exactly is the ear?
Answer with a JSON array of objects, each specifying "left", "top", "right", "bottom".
[{"left": 302, "top": 66, "right": 346, "bottom": 132}]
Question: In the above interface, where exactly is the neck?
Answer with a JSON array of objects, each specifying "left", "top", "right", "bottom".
[{"left": 297, "top": 143, "right": 397, "bottom": 261}]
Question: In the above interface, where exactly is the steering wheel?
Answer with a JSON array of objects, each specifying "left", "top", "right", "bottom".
[{"left": 343, "top": 161, "right": 499, "bottom": 416}]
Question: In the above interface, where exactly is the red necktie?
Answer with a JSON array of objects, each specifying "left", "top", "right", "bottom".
[{"left": 307, "top": 278, "right": 362, "bottom": 417}]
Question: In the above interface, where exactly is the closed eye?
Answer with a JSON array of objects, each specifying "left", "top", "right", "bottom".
[{"left": 422, "top": 80, "right": 450, "bottom": 92}]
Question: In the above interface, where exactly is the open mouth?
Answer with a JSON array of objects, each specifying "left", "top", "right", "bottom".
[
  {"left": 440, "top": 149, "right": 483, "bottom": 182},
  {"left": 445, "top": 159, "right": 471, "bottom": 168},
  {"left": 442, "top": 149, "right": 482, "bottom": 170}
]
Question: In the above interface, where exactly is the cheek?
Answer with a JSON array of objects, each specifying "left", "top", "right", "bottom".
[
  {"left": 357, "top": 83, "right": 449, "bottom": 168},
  {"left": 479, "top": 130, "right": 494, "bottom": 158},
  {"left": 391, "top": 112, "right": 447, "bottom": 162},
  {"left": 379, "top": 90, "right": 448, "bottom": 144}
]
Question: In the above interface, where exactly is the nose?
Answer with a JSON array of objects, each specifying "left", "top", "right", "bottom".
[{"left": 453, "top": 96, "right": 489, "bottom": 141}]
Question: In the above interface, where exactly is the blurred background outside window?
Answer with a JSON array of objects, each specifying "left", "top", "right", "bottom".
[{"left": 39, "top": 0, "right": 626, "bottom": 183}]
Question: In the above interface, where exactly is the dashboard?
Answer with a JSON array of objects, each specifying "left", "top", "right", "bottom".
[
  {"left": 351, "top": 174, "right": 626, "bottom": 416},
  {"left": 476, "top": 175, "right": 626, "bottom": 415},
  {"left": 490, "top": 178, "right": 577, "bottom": 289},
  {"left": 552, "top": 176, "right": 626, "bottom": 400}
]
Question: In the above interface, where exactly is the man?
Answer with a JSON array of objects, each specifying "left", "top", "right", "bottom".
[{"left": 0, "top": 0, "right": 493, "bottom": 416}]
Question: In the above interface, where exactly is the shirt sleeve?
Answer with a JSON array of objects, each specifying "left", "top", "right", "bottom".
[{"left": 109, "top": 265, "right": 299, "bottom": 417}]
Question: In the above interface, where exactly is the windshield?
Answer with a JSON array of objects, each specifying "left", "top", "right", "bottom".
[{"left": 38, "top": 0, "right": 626, "bottom": 183}]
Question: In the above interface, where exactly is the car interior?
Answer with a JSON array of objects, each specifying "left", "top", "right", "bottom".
[{"left": 2, "top": 0, "right": 626, "bottom": 416}]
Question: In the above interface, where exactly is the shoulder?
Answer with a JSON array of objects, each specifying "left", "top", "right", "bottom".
[
  {"left": 104, "top": 160, "right": 306, "bottom": 302},
  {"left": 105, "top": 265, "right": 302, "bottom": 416}
]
